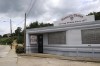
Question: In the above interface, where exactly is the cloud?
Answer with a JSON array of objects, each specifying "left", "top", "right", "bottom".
[
  {"left": 0, "top": 0, "right": 100, "bottom": 35},
  {"left": 0, "top": 0, "right": 99, "bottom": 20},
  {"left": 0, "top": 0, "right": 25, "bottom": 17},
  {"left": 79, "top": 0, "right": 100, "bottom": 14}
]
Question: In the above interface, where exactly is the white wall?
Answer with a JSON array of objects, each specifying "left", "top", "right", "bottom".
[
  {"left": 43, "top": 34, "right": 48, "bottom": 45},
  {"left": 26, "top": 33, "right": 30, "bottom": 53},
  {"left": 66, "top": 29, "right": 82, "bottom": 46},
  {"left": 26, "top": 33, "right": 30, "bottom": 47},
  {"left": 86, "top": 15, "right": 95, "bottom": 22}
]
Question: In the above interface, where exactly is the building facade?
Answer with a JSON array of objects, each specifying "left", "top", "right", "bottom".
[{"left": 26, "top": 14, "right": 100, "bottom": 58}]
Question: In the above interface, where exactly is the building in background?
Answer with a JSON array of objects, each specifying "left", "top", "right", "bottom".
[{"left": 26, "top": 13, "right": 100, "bottom": 58}]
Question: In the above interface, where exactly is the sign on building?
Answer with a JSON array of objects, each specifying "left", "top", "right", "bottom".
[
  {"left": 54, "top": 13, "right": 95, "bottom": 26},
  {"left": 30, "top": 35, "right": 37, "bottom": 44}
]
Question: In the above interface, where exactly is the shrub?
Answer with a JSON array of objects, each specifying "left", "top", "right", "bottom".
[
  {"left": 0, "top": 38, "right": 13, "bottom": 45},
  {"left": 16, "top": 45, "right": 25, "bottom": 54}
]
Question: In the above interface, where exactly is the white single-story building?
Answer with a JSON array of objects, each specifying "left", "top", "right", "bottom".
[{"left": 26, "top": 13, "right": 100, "bottom": 58}]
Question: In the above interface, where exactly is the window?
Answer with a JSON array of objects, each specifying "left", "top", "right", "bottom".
[
  {"left": 48, "top": 31, "right": 66, "bottom": 44},
  {"left": 81, "top": 28, "right": 100, "bottom": 44}
]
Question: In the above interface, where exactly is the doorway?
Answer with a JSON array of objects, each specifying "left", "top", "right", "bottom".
[{"left": 37, "top": 34, "right": 43, "bottom": 53}]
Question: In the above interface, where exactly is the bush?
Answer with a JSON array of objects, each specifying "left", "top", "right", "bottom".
[
  {"left": 16, "top": 45, "right": 25, "bottom": 54},
  {"left": 0, "top": 38, "right": 13, "bottom": 45}
]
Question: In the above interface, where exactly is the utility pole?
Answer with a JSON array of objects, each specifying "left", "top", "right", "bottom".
[
  {"left": 24, "top": 13, "right": 26, "bottom": 52},
  {"left": 10, "top": 19, "right": 12, "bottom": 49},
  {"left": 10, "top": 19, "right": 12, "bottom": 37}
]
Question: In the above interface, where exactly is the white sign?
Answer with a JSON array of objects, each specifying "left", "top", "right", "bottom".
[
  {"left": 54, "top": 13, "right": 95, "bottom": 26},
  {"left": 30, "top": 35, "right": 37, "bottom": 44}
]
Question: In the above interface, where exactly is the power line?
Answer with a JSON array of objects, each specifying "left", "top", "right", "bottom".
[
  {"left": 15, "top": 0, "right": 37, "bottom": 27},
  {"left": 13, "top": 0, "right": 34, "bottom": 28},
  {"left": 25, "top": 0, "right": 33, "bottom": 13},
  {"left": 26, "top": 0, "right": 37, "bottom": 17},
  {"left": 16, "top": 19, "right": 24, "bottom": 26}
]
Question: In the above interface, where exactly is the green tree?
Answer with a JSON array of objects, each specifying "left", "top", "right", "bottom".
[
  {"left": 15, "top": 27, "right": 22, "bottom": 36},
  {"left": 15, "top": 27, "right": 24, "bottom": 44},
  {"left": 27, "top": 21, "right": 53, "bottom": 29},
  {"left": 3, "top": 34, "right": 8, "bottom": 37},
  {"left": 0, "top": 35, "right": 2, "bottom": 38}
]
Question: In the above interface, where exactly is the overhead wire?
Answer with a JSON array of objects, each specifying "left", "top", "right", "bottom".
[
  {"left": 26, "top": 0, "right": 37, "bottom": 17},
  {"left": 26, "top": 0, "right": 33, "bottom": 14},
  {"left": 13, "top": 0, "right": 35, "bottom": 28}
]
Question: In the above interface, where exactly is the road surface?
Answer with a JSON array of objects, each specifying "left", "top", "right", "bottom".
[
  {"left": 0, "top": 45, "right": 10, "bottom": 57},
  {"left": 0, "top": 45, "right": 17, "bottom": 66}
]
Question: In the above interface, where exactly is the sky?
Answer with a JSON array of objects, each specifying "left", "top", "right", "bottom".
[{"left": 0, "top": 0, "right": 100, "bottom": 35}]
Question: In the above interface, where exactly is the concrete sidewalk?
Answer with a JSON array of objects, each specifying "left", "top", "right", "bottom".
[{"left": 0, "top": 46, "right": 17, "bottom": 66}]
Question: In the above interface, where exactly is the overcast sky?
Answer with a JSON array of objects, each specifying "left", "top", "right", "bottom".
[{"left": 0, "top": 0, "right": 100, "bottom": 35}]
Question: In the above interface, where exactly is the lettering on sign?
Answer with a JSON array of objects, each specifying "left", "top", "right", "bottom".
[
  {"left": 54, "top": 13, "right": 95, "bottom": 26},
  {"left": 61, "top": 14, "right": 84, "bottom": 21}
]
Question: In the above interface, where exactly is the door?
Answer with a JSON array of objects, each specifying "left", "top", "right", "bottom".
[{"left": 37, "top": 34, "right": 43, "bottom": 53}]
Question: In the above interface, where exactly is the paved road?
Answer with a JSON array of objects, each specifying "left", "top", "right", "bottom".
[
  {"left": 0, "top": 45, "right": 10, "bottom": 57},
  {"left": 0, "top": 45, "right": 17, "bottom": 66},
  {"left": 0, "top": 46, "right": 5, "bottom": 51}
]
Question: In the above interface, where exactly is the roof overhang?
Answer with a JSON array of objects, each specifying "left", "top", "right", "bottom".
[{"left": 26, "top": 20, "right": 100, "bottom": 34}]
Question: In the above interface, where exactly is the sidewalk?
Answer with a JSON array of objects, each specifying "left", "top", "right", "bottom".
[{"left": 0, "top": 45, "right": 17, "bottom": 66}]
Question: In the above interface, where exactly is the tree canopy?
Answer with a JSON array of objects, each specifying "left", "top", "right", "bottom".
[{"left": 27, "top": 21, "right": 53, "bottom": 29}]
